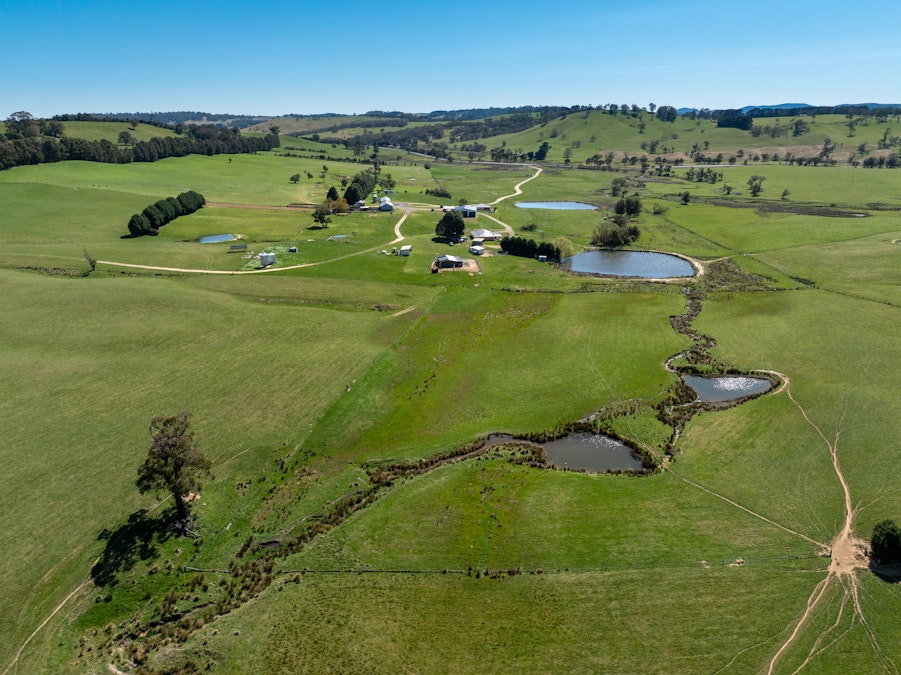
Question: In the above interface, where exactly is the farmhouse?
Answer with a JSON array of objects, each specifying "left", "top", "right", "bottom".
[{"left": 471, "top": 228, "right": 501, "bottom": 241}]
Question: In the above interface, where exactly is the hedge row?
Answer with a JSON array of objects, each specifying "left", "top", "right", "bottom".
[{"left": 127, "top": 191, "right": 206, "bottom": 237}]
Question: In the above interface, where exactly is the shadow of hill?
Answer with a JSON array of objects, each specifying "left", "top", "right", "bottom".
[{"left": 91, "top": 508, "right": 174, "bottom": 587}]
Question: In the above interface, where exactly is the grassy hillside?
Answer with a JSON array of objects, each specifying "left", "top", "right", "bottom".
[{"left": 1, "top": 126, "right": 899, "bottom": 674}]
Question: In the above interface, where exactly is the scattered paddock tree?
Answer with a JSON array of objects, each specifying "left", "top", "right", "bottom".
[
  {"left": 312, "top": 204, "right": 332, "bottom": 228},
  {"left": 748, "top": 175, "right": 766, "bottom": 196},
  {"left": 136, "top": 410, "right": 211, "bottom": 526}
]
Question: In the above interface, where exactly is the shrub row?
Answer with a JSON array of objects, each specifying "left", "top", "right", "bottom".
[
  {"left": 127, "top": 191, "right": 205, "bottom": 237},
  {"left": 500, "top": 235, "right": 561, "bottom": 261}
]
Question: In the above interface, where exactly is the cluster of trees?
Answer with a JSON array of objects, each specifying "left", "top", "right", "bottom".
[
  {"left": 500, "top": 235, "right": 562, "bottom": 260},
  {"left": 715, "top": 109, "right": 753, "bottom": 130},
  {"left": 4, "top": 111, "right": 64, "bottom": 138},
  {"left": 592, "top": 222, "right": 640, "bottom": 247},
  {"left": 0, "top": 136, "right": 131, "bottom": 169},
  {"left": 683, "top": 168, "right": 723, "bottom": 183},
  {"left": 0, "top": 118, "right": 279, "bottom": 172},
  {"left": 127, "top": 191, "right": 206, "bottom": 237},
  {"left": 749, "top": 120, "right": 797, "bottom": 138},
  {"left": 342, "top": 168, "right": 378, "bottom": 204},
  {"left": 655, "top": 106, "right": 678, "bottom": 122},
  {"left": 613, "top": 196, "right": 642, "bottom": 217},
  {"left": 434, "top": 210, "right": 465, "bottom": 238},
  {"left": 862, "top": 155, "right": 901, "bottom": 168},
  {"left": 130, "top": 127, "right": 279, "bottom": 163}
]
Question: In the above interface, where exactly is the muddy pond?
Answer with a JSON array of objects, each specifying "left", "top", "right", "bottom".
[
  {"left": 485, "top": 433, "right": 642, "bottom": 472},
  {"left": 682, "top": 374, "right": 772, "bottom": 402},
  {"left": 563, "top": 250, "right": 696, "bottom": 278}
]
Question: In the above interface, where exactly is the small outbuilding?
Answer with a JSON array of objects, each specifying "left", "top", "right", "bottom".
[
  {"left": 469, "top": 245, "right": 485, "bottom": 255},
  {"left": 379, "top": 197, "right": 394, "bottom": 212},
  {"left": 398, "top": 244, "right": 412, "bottom": 256},
  {"left": 259, "top": 252, "right": 276, "bottom": 267}
]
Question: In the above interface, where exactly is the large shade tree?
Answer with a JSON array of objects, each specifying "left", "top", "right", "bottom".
[
  {"left": 435, "top": 210, "right": 465, "bottom": 239},
  {"left": 136, "top": 410, "right": 211, "bottom": 526}
]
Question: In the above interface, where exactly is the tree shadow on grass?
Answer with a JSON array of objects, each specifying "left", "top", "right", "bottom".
[
  {"left": 870, "top": 561, "right": 901, "bottom": 584},
  {"left": 91, "top": 508, "right": 175, "bottom": 587}
]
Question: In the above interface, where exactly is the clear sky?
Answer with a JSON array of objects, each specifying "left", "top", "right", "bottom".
[{"left": 3, "top": 0, "right": 901, "bottom": 118}]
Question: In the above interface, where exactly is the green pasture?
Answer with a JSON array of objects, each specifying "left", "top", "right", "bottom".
[
  {"left": 2, "top": 141, "right": 900, "bottom": 673},
  {"left": 0, "top": 268, "right": 419, "bottom": 670},
  {"left": 55, "top": 120, "right": 178, "bottom": 143},
  {"left": 662, "top": 163, "right": 901, "bottom": 207},
  {"left": 171, "top": 566, "right": 832, "bottom": 674},
  {"left": 477, "top": 111, "right": 901, "bottom": 165}
]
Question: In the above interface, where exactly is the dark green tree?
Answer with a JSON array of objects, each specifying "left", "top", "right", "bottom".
[
  {"left": 871, "top": 519, "right": 901, "bottom": 564},
  {"left": 136, "top": 410, "right": 211, "bottom": 525},
  {"left": 748, "top": 175, "right": 766, "bottom": 196},
  {"left": 118, "top": 130, "right": 135, "bottom": 146},
  {"left": 128, "top": 213, "right": 152, "bottom": 237},
  {"left": 435, "top": 210, "right": 465, "bottom": 239},
  {"left": 326, "top": 186, "right": 339, "bottom": 201},
  {"left": 656, "top": 106, "right": 677, "bottom": 122},
  {"left": 614, "top": 196, "right": 642, "bottom": 217},
  {"left": 312, "top": 204, "right": 332, "bottom": 228},
  {"left": 290, "top": 173, "right": 300, "bottom": 184},
  {"left": 343, "top": 183, "right": 363, "bottom": 205}
]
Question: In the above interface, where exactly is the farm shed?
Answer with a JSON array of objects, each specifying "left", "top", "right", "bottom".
[
  {"left": 398, "top": 245, "right": 412, "bottom": 256},
  {"left": 259, "top": 252, "right": 276, "bottom": 267},
  {"left": 379, "top": 197, "right": 394, "bottom": 212},
  {"left": 454, "top": 205, "right": 477, "bottom": 218},
  {"left": 471, "top": 228, "right": 501, "bottom": 241},
  {"left": 436, "top": 254, "right": 463, "bottom": 269}
]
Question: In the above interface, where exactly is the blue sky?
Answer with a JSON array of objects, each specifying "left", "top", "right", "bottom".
[{"left": 3, "top": 0, "right": 901, "bottom": 118}]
